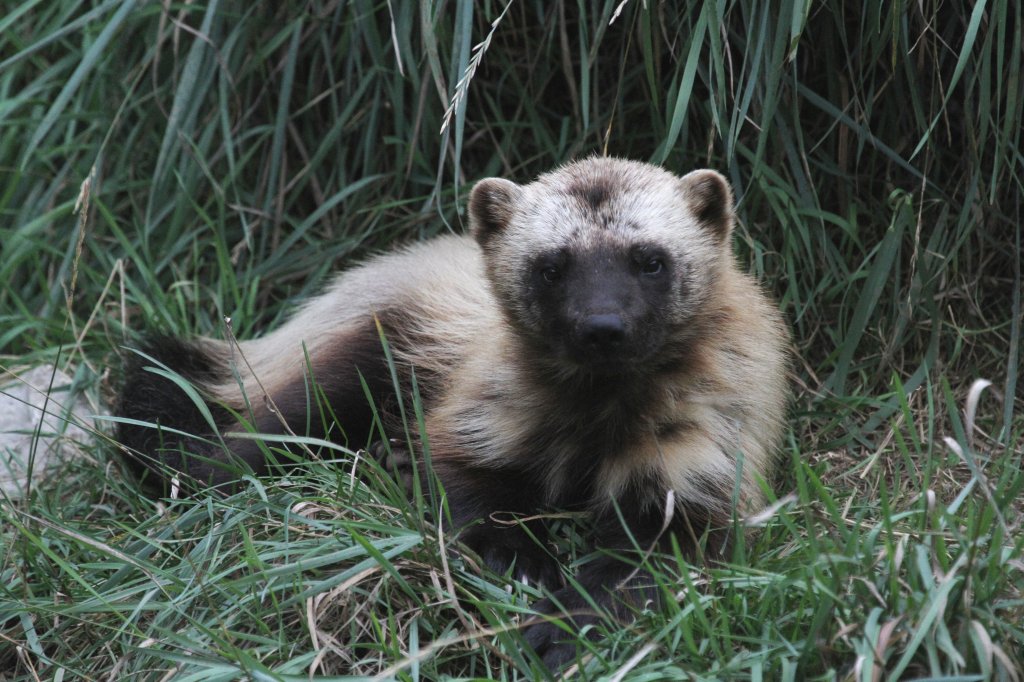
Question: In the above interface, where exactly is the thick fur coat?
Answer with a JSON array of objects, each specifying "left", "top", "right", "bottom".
[{"left": 117, "top": 157, "right": 790, "bottom": 668}]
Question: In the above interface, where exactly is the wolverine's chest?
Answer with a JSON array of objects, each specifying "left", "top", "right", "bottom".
[
  {"left": 502, "top": 387, "right": 670, "bottom": 507},
  {"left": 442, "top": 360, "right": 684, "bottom": 507}
]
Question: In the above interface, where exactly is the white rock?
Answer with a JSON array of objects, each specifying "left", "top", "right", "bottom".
[{"left": 0, "top": 365, "right": 97, "bottom": 498}]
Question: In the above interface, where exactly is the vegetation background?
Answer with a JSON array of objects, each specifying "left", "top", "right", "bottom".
[{"left": 1, "top": 0, "right": 1021, "bottom": 679}]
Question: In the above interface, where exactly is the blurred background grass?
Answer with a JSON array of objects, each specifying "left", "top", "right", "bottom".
[{"left": 1, "top": 0, "right": 1021, "bottom": 678}]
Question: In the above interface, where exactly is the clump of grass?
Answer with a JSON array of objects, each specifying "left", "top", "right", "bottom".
[{"left": 1, "top": 0, "right": 1021, "bottom": 679}]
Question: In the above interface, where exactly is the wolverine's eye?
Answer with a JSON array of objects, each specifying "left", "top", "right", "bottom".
[
  {"left": 641, "top": 258, "right": 664, "bottom": 276},
  {"left": 541, "top": 265, "right": 561, "bottom": 283}
]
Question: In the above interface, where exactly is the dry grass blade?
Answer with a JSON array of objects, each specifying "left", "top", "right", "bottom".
[{"left": 439, "top": 1, "right": 515, "bottom": 135}]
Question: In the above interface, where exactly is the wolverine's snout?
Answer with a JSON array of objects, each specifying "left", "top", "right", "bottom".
[{"left": 577, "top": 313, "right": 627, "bottom": 350}]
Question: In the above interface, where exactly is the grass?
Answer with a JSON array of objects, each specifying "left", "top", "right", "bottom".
[{"left": 1, "top": 0, "right": 1022, "bottom": 679}]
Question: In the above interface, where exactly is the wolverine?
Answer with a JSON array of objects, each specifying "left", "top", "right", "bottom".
[{"left": 117, "top": 157, "right": 790, "bottom": 668}]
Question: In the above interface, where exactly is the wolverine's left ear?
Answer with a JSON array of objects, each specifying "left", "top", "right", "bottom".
[
  {"left": 680, "top": 169, "right": 734, "bottom": 243},
  {"left": 469, "top": 178, "right": 523, "bottom": 247}
]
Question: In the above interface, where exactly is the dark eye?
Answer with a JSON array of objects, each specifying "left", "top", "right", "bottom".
[
  {"left": 541, "top": 265, "right": 561, "bottom": 283},
  {"left": 641, "top": 258, "right": 664, "bottom": 276}
]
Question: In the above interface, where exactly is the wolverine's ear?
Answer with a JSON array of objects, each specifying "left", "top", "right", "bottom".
[
  {"left": 680, "top": 169, "right": 734, "bottom": 243},
  {"left": 469, "top": 178, "right": 523, "bottom": 246}
]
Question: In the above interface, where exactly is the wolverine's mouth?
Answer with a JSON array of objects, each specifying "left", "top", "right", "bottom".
[{"left": 561, "top": 342, "right": 650, "bottom": 374}]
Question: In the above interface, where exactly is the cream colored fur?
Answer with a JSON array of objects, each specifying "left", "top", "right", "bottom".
[{"left": 190, "top": 157, "right": 789, "bottom": 518}]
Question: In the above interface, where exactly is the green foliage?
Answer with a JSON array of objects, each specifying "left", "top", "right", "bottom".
[{"left": 1, "top": 0, "right": 1021, "bottom": 679}]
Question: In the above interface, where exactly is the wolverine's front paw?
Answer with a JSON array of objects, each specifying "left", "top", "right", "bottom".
[
  {"left": 369, "top": 439, "right": 417, "bottom": 491},
  {"left": 480, "top": 541, "right": 562, "bottom": 590},
  {"left": 461, "top": 523, "right": 563, "bottom": 589}
]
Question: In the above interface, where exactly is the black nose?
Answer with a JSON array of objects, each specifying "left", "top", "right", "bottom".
[{"left": 579, "top": 313, "right": 626, "bottom": 348}]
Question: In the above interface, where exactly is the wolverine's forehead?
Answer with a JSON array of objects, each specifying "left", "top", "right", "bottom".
[
  {"left": 520, "top": 161, "right": 692, "bottom": 251},
  {"left": 547, "top": 160, "right": 674, "bottom": 211},
  {"left": 564, "top": 172, "right": 616, "bottom": 211}
]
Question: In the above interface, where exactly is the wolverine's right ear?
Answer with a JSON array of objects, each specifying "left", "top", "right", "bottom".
[{"left": 469, "top": 178, "right": 523, "bottom": 246}]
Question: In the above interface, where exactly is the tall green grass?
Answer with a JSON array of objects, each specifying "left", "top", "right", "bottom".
[{"left": 1, "top": 0, "right": 1021, "bottom": 678}]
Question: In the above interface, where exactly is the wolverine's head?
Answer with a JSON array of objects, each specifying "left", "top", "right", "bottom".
[{"left": 469, "top": 157, "right": 736, "bottom": 374}]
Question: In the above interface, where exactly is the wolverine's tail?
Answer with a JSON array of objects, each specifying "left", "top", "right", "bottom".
[{"left": 116, "top": 336, "right": 238, "bottom": 489}]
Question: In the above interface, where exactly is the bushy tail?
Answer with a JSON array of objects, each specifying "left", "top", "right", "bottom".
[{"left": 116, "top": 336, "right": 234, "bottom": 489}]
